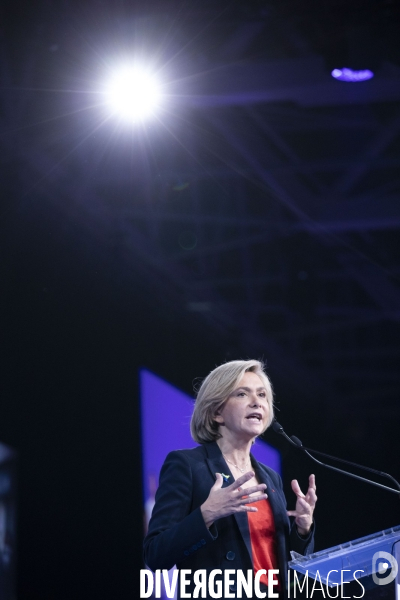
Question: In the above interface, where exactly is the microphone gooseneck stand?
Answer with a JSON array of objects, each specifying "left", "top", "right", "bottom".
[{"left": 271, "top": 420, "right": 400, "bottom": 496}]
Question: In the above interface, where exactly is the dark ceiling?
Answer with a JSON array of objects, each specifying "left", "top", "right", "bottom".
[{"left": 4, "top": 0, "right": 399, "bottom": 405}]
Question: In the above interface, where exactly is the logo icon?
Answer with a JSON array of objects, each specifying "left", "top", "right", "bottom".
[{"left": 372, "top": 551, "right": 398, "bottom": 586}]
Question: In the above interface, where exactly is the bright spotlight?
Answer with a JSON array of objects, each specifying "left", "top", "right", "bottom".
[{"left": 105, "top": 66, "right": 161, "bottom": 122}]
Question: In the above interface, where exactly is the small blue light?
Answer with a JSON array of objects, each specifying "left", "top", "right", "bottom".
[{"left": 331, "top": 67, "right": 374, "bottom": 82}]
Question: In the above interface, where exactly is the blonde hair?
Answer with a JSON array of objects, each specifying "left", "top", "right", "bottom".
[{"left": 190, "top": 359, "right": 274, "bottom": 444}]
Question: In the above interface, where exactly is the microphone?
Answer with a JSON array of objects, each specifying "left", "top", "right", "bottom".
[
  {"left": 272, "top": 420, "right": 400, "bottom": 496},
  {"left": 291, "top": 435, "right": 400, "bottom": 491},
  {"left": 271, "top": 420, "right": 299, "bottom": 448}
]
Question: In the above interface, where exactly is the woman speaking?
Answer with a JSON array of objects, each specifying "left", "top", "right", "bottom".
[{"left": 144, "top": 360, "right": 317, "bottom": 599}]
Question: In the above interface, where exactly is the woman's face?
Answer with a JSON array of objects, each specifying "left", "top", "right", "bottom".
[{"left": 214, "top": 371, "right": 270, "bottom": 442}]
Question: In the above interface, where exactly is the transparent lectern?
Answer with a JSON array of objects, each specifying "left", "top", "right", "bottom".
[{"left": 289, "top": 525, "right": 400, "bottom": 599}]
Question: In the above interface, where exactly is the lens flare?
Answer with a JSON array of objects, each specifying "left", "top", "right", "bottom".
[{"left": 105, "top": 66, "right": 161, "bottom": 121}]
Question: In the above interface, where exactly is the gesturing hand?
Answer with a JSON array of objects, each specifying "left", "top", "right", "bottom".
[
  {"left": 287, "top": 474, "right": 317, "bottom": 536},
  {"left": 201, "top": 471, "right": 268, "bottom": 528}
]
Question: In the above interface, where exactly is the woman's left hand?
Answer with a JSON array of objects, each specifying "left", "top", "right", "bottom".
[{"left": 287, "top": 474, "right": 317, "bottom": 536}]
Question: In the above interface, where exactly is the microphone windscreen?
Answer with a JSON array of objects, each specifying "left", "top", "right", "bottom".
[{"left": 271, "top": 420, "right": 284, "bottom": 433}]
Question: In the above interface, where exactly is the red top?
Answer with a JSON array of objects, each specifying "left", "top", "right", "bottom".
[{"left": 247, "top": 498, "right": 280, "bottom": 588}]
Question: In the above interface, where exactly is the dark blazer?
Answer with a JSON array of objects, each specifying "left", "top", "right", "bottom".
[{"left": 144, "top": 442, "right": 314, "bottom": 599}]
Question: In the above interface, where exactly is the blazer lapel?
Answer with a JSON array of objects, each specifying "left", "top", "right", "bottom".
[
  {"left": 233, "top": 503, "right": 254, "bottom": 565},
  {"left": 204, "top": 443, "right": 234, "bottom": 488},
  {"left": 203, "top": 445, "right": 287, "bottom": 574},
  {"left": 251, "top": 455, "right": 286, "bottom": 532},
  {"left": 204, "top": 443, "right": 254, "bottom": 564}
]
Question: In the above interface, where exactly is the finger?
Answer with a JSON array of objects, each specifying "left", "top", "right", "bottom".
[
  {"left": 287, "top": 510, "right": 298, "bottom": 517},
  {"left": 306, "top": 488, "right": 317, "bottom": 508},
  {"left": 291, "top": 479, "right": 305, "bottom": 498},
  {"left": 294, "top": 497, "right": 312, "bottom": 513},
  {"left": 237, "top": 483, "right": 267, "bottom": 497},
  {"left": 240, "top": 493, "right": 268, "bottom": 505},
  {"left": 230, "top": 471, "right": 255, "bottom": 490},
  {"left": 308, "top": 474, "right": 316, "bottom": 492},
  {"left": 213, "top": 473, "right": 224, "bottom": 488},
  {"left": 241, "top": 505, "right": 258, "bottom": 513}
]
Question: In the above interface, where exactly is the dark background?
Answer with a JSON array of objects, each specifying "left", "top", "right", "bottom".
[{"left": 1, "top": 1, "right": 400, "bottom": 598}]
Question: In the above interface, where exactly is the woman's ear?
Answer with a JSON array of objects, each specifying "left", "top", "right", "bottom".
[{"left": 213, "top": 410, "right": 224, "bottom": 425}]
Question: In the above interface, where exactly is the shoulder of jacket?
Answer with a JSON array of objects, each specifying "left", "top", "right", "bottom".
[{"left": 165, "top": 445, "right": 206, "bottom": 462}]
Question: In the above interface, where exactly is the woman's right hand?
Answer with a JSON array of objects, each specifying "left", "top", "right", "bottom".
[{"left": 200, "top": 471, "right": 268, "bottom": 528}]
